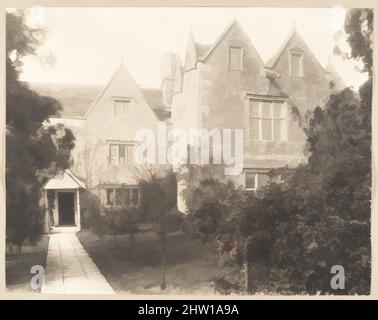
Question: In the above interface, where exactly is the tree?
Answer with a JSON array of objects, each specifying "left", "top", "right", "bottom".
[
  {"left": 344, "top": 9, "right": 373, "bottom": 76},
  {"left": 138, "top": 169, "right": 179, "bottom": 290},
  {"left": 6, "top": 10, "right": 75, "bottom": 252}
]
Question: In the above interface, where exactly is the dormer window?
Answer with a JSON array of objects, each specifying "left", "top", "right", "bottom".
[
  {"left": 114, "top": 99, "right": 130, "bottom": 116},
  {"left": 229, "top": 46, "right": 243, "bottom": 71},
  {"left": 289, "top": 48, "right": 304, "bottom": 76}
]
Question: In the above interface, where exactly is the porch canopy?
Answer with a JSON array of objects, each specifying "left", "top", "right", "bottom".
[
  {"left": 43, "top": 170, "right": 86, "bottom": 232},
  {"left": 44, "top": 169, "right": 86, "bottom": 190}
]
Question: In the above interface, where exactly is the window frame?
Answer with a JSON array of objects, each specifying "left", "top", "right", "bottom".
[
  {"left": 245, "top": 172, "right": 258, "bottom": 191},
  {"left": 108, "top": 142, "right": 135, "bottom": 165},
  {"left": 228, "top": 46, "right": 244, "bottom": 71},
  {"left": 113, "top": 99, "right": 131, "bottom": 117},
  {"left": 247, "top": 98, "right": 287, "bottom": 142},
  {"left": 244, "top": 170, "right": 270, "bottom": 191},
  {"left": 106, "top": 186, "right": 141, "bottom": 207},
  {"left": 289, "top": 52, "right": 304, "bottom": 77}
]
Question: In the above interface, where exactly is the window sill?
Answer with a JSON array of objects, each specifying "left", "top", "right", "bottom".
[
  {"left": 229, "top": 69, "right": 244, "bottom": 72},
  {"left": 105, "top": 204, "right": 140, "bottom": 209},
  {"left": 248, "top": 139, "right": 288, "bottom": 143}
]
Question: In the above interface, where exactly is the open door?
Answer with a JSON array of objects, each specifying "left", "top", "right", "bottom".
[{"left": 58, "top": 192, "right": 75, "bottom": 225}]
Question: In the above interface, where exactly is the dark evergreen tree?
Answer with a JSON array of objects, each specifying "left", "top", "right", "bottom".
[{"left": 6, "top": 10, "right": 75, "bottom": 252}]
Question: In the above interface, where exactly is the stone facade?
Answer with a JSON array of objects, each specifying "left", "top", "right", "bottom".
[
  {"left": 169, "top": 20, "right": 344, "bottom": 211},
  {"left": 49, "top": 63, "right": 167, "bottom": 209},
  {"left": 46, "top": 19, "right": 344, "bottom": 215}
]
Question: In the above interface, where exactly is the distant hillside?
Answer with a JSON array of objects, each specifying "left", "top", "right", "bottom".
[{"left": 26, "top": 82, "right": 103, "bottom": 118}]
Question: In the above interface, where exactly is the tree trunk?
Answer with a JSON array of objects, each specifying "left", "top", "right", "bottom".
[
  {"left": 242, "top": 243, "right": 249, "bottom": 294},
  {"left": 129, "top": 231, "right": 135, "bottom": 247},
  {"left": 17, "top": 243, "right": 22, "bottom": 255},
  {"left": 244, "top": 258, "right": 249, "bottom": 294},
  {"left": 160, "top": 221, "right": 167, "bottom": 290},
  {"left": 7, "top": 242, "right": 13, "bottom": 255}
]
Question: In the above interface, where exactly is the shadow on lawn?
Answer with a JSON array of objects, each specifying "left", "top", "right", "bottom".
[
  {"left": 77, "top": 229, "right": 220, "bottom": 295},
  {"left": 6, "top": 235, "right": 49, "bottom": 292}
]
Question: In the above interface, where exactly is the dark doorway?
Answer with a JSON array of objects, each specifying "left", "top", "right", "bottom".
[{"left": 58, "top": 192, "right": 75, "bottom": 225}]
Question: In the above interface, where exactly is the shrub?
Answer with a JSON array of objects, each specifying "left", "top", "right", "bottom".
[
  {"left": 164, "top": 207, "right": 184, "bottom": 233},
  {"left": 80, "top": 191, "right": 107, "bottom": 238},
  {"left": 103, "top": 207, "right": 140, "bottom": 243}
]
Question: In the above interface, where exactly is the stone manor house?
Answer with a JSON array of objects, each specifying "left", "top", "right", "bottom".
[{"left": 40, "top": 19, "right": 344, "bottom": 231}]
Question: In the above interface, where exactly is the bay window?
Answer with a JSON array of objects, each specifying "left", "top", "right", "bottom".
[{"left": 106, "top": 186, "right": 140, "bottom": 207}]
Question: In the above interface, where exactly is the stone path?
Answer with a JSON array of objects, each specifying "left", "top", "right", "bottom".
[{"left": 41, "top": 232, "right": 114, "bottom": 294}]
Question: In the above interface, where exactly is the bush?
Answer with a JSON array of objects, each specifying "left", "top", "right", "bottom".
[
  {"left": 80, "top": 191, "right": 107, "bottom": 237},
  {"left": 164, "top": 207, "right": 184, "bottom": 233},
  {"left": 80, "top": 190, "right": 141, "bottom": 242},
  {"left": 103, "top": 207, "right": 140, "bottom": 242}
]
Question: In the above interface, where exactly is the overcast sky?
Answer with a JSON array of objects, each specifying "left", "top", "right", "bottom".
[{"left": 14, "top": 6, "right": 368, "bottom": 89}]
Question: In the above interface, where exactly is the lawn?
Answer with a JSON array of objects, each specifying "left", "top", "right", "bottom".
[
  {"left": 77, "top": 229, "right": 220, "bottom": 295},
  {"left": 6, "top": 235, "right": 50, "bottom": 292}
]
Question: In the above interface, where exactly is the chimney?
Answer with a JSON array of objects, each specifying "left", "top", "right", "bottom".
[{"left": 161, "top": 53, "right": 179, "bottom": 106}]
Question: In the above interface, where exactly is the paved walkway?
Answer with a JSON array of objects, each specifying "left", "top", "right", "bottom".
[{"left": 42, "top": 232, "right": 114, "bottom": 294}]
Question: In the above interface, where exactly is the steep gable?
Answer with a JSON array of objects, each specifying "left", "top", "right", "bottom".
[
  {"left": 84, "top": 62, "right": 158, "bottom": 120},
  {"left": 265, "top": 27, "right": 325, "bottom": 73},
  {"left": 183, "top": 19, "right": 265, "bottom": 71},
  {"left": 184, "top": 31, "right": 199, "bottom": 71},
  {"left": 199, "top": 18, "right": 264, "bottom": 67},
  {"left": 264, "top": 26, "right": 332, "bottom": 117},
  {"left": 195, "top": 18, "right": 279, "bottom": 97},
  {"left": 83, "top": 61, "right": 161, "bottom": 141}
]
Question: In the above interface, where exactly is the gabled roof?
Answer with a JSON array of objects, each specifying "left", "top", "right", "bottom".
[
  {"left": 194, "top": 42, "right": 212, "bottom": 59},
  {"left": 196, "top": 18, "right": 263, "bottom": 64},
  {"left": 43, "top": 169, "right": 86, "bottom": 190},
  {"left": 265, "top": 27, "right": 325, "bottom": 72},
  {"left": 140, "top": 88, "right": 170, "bottom": 121},
  {"left": 265, "top": 28, "right": 296, "bottom": 69},
  {"left": 141, "top": 88, "right": 164, "bottom": 109},
  {"left": 83, "top": 61, "right": 143, "bottom": 118},
  {"left": 29, "top": 63, "right": 171, "bottom": 121}
]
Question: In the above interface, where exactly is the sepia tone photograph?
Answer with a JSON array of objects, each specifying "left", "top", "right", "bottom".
[{"left": 4, "top": 5, "right": 372, "bottom": 296}]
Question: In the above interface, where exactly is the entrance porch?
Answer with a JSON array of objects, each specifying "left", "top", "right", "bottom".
[{"left": 43, "top": 169, "right": 86, "bottom": 233}]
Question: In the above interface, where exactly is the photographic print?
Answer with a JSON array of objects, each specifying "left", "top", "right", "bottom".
[{"left": 5, "top": 5, "right": 372, "bottom": 296}]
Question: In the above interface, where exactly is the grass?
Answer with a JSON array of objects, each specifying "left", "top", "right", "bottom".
[
  {"left": 6, "top": 235, "right": 50, "bottom": 292},
  {"left": 77, "top": 229, "right": 220, "bottom": 295}
]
